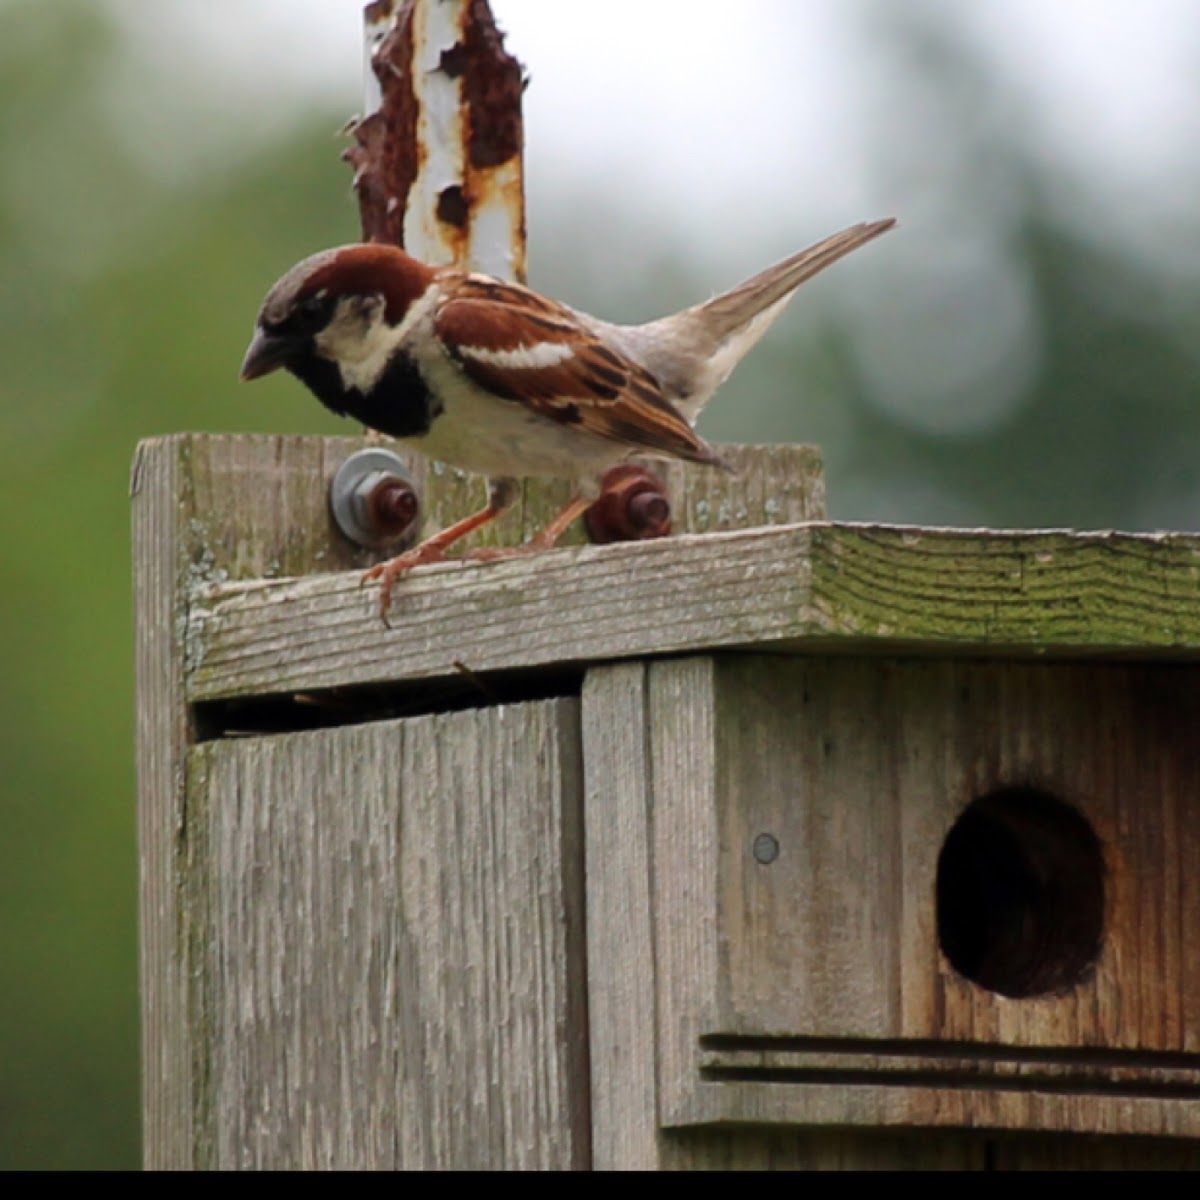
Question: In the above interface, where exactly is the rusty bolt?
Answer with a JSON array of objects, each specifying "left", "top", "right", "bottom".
[
  {"left": 366, "top": 474, "right": 419, "bottom": 538},
  {"left": 584, "top": 466, "right": 673, "bottom": 545},
  {"left": 330, "top": 448, "right": 422, "bottom": 550}
]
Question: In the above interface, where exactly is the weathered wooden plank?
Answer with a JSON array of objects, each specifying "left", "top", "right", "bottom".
[
  {"left": 667, "top": 1082, "right": 1200, "bottom": 1141},
  {"left": 653, "top": 657, "right": 1200, "bottom": 1140},
  {"left": 171, "top": 433, "right": 824, "bottom": 583},
  {"left": 135, "top": 433, "right": 822, "bottom": 1168},
  {"left": 582, "top": 660, "right": 988, "bottom": 1170},
  {"left": 131, "top": 437, "right": 194, "bottom": 1170},
  {"left": 141, "top": 431, "right": 1200, "bottom": 1166},
  {"left": 185, "top": 700, "right": 587, "bottom": 1170},
  {"left": 645, "top": 660, "right": 725, "bottom": 1133},
  {"left": 581, "top": 664, "right": 660, "bottom": 1170},
  {"left": 188, "top": 523, "right": 1200, "bottom": 702}
]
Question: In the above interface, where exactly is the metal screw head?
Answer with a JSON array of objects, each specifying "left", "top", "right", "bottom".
[
  {"left": 753, "top": 834, "right": 780, "bottom": 865},
  {"left": 367, "top": 475, "right": 420, "bottom": 534},
  {"left": 330, "top": 449, "right": 422, "bottom": 550},
  {"left": 584, "top": 465, "right": 673, "bottom": 545}
]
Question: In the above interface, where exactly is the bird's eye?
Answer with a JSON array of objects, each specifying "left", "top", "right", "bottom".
[{"left": 293, "top": 293, "right": 334, "bottom": 331}]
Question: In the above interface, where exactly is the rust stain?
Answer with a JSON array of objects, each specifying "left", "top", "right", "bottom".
[
  {"left": 438, "top": 42, "right": 470, "bottom": 79},
  {"left": 454, "top": 0, "right": 527, "bottom": 277},
  {"left": 436, "top": 185, "right": 470, "bottom": 231},
  {"left": 345, "top": 2, "right": 421, "bottom": 247},
  {"left": 347, "top": 0, "right": 526, "bottom": 278},
  {"left": 456, "top": 0, "right": 525, "bottom": 171}
]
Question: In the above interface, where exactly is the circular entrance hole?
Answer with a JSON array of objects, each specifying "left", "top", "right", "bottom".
[{"left": 935, "top": 787, "right": 1105, "bottom": 999}]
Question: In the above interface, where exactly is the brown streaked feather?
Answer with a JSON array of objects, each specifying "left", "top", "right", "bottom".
[{"left": 435, "top": 288, "right": 731, "bottom": 469}]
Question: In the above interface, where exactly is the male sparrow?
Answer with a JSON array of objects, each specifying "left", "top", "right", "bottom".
[{"left": 242, "top": 218, "right": 895, "bottom": 621}]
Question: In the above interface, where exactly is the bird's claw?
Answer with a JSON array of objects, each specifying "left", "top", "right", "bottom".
[
  {"left": 370, "top": 559, "right": 412, "bottom": 628},
  {"left": 362, "top": 544, "right": 453, "bottom": 626}
]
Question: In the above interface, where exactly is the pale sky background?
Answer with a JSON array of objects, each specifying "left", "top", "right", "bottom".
[{"left": 105, "top": 0, "right": 1200, "bottom": 264}]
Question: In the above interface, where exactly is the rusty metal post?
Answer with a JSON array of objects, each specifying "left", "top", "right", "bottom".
[{"left": 347, "top": 0, "right": 527, "bottom": 282}]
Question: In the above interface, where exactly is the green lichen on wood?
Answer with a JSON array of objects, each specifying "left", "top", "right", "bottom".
[
  {"left": 184, "top": 521, "right": 1200, "bottom": 705},
  {"left": 157, "top": 435, "right": 1200, "bottom": 704},
  {"left": 808, "top": 525, "right": 1200, "bottom": 652}
]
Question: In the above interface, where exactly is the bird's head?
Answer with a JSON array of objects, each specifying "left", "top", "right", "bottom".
[{"left": 240, "top": 244, "right": 435, "bottom": 384}]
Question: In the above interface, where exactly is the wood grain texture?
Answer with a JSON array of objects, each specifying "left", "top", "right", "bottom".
[
  {"left": 187, "top": 523, "right": 1200, "bottom": 703},
  {"left": 184, "top": 700, "right": 587, "bottom": 1170},
  {"left": 583, "top": 656, "right": 1200, "bottom": 1163},
  {"left": 581, "top": 664, "right": 661, "bottom": 1170},
  {"left": 135, "top": 433, "right": 819, "bottom": 1169},
  {"left": 658, "top": 657, "right": 1200, "bottom": 1139},
  {"left": 645, "top": 660, "right": 725, "bottom": 1132},
  {"left": 658, "top": 1129, "right": 1200, "bottom": 1170},
  {"left": 173, "top": 433, "right": 824, "bottom": 581},
  {"left": 131, "top": 438, "right": 194, "bottom": 1169},
  {"left": 583, "top": 661, "right": 985, "bottom": 1170},
  {"left": 655, "top": 1129, "right": 1200, "bottom": 1170},
  {"left": 138, "top": 432, "right": 1200, "bottom": 1166}
]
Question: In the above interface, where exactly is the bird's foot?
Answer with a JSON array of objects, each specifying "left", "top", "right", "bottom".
[
  {"left": 362, "top": 543, "right": 454, "bottom": 627},
  {"left": 363, "top": 494, "right": 591, "bottom": 626}
]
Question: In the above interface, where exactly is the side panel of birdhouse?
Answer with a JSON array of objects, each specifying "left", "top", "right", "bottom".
[
  {"left": 585, "top": 656, "right": 1200, "bottom": 1146},
  {"left": 182, "top": 700, "right": 588, "bottom": 1170}
]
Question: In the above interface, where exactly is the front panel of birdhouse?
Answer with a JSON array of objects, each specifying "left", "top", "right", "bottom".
[{"left": 583, "top": 655, "right": 1200, "bottom": 1139}]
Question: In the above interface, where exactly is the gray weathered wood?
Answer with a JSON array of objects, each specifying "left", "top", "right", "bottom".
[
  {"left": 170, "top": 432, "right": 824, "bottom": 582},
  {"left": 133, "top": 433, "right": 821, "bottom": 1170},
  {"left": 581, "top": 664, "right": 661, "bottom": 1170},
  {"left": 651, "top": 657, "right": 1200, "bottom": 1139},
  {"left": 189, "top": 522, "right": 1200, "bottom": 703},
  {"left": 131, "top": 440, "right": 193, "bottom": 1170},
  {"left": 185, "top": 700, "right": 586, "bottom": 1170},
  {"left": 582, "top": 662, "right": 978, "bottom": 1170},
  {"left": 582, "top": 657, "right": 1200, "bottom": 1163},
  {"left": 138, "top": 431, "right": 1200, "bottom": 1168}
]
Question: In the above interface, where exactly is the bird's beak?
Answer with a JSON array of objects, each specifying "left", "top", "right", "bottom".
[{"left": 240, "top": 328, "right": 297, "bottom": 382}]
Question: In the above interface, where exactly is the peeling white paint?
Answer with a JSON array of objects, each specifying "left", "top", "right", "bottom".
[
  {"left": 406, "top": 0, "right": 470, "bottom": 267},
  {"left": 469, "top": 157, "right": 526, "bottom": 282},
  {"left": 365, "top": 0, "right": 526, "bottom": 281}
]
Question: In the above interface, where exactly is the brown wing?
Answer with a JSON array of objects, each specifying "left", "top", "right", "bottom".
[{"left": 434, "top": 277, "right": 728, "bottom": 469}]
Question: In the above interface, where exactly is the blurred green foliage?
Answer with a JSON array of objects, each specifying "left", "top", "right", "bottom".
[
  {"left": 1, "top": 0, "right": 1198, "bottom": 1170},
  {"left": 0, "top": 0, "right": 356, "bottom": 1169}
]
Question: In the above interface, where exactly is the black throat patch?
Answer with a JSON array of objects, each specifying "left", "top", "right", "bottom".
[{"left": 287, "top": 348, "right": 443, "bottom": 440}]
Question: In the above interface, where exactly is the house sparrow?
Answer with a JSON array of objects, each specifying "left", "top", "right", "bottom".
[{"left": 242, "top": 217, "right": 895, "bottom": 622}]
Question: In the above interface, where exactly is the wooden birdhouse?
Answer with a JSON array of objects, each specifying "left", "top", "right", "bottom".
[{"left": 134, "top": 433, "right": 1200, "bottom": 1170}]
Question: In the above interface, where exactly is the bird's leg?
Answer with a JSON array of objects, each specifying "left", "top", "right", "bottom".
[
  {"left": 462, "top": 494, "right": 592, "bottom": 562},
  {"left": 364, "top": 477, "right": 519, "bottom": 625}
]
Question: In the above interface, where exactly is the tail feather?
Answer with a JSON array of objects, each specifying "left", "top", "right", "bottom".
[
  {"left": 610, "top": 217, "right": 896, "bottom": 424},
  {"left": 694, "top": 218, "right": 897, "bottom": 339}
]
